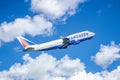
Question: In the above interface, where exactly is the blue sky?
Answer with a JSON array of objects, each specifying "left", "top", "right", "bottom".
[{"left": 0, "top": 0, "right": 120, "bottom": 80}]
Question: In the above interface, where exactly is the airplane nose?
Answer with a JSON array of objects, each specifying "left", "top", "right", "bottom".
[
  {"left": 92, "top": 32, "right": 95, "bottom": 36},
  {"left": 89, "top": 32, "right": 95, "bottom": 36}
]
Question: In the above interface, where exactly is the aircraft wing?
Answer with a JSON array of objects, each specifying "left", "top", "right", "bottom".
[
  {"left": 25, "top": 47, "right": 35, "bottom": 51},
  {"left": 61, "top": 37, "right": 70, "bottom": 48}
]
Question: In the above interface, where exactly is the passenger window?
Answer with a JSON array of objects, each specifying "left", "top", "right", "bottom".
[
  {"left": 87, "top": 33, "right": 88, "bottom": 35},
  {"left": 73, "top": 36, "right": 76, "bottom": 38},
  {"left": 76, "top": 35, "right": 78, "bottom": 38},
  {"left": 84, "top": 33, "right": 86, "bottom": 36},
  {"left": 81, "top": 34, "right": 83, "bottom": 37},
  {"left": 86, "top": 33, "right": 88, "bottom": 36}
]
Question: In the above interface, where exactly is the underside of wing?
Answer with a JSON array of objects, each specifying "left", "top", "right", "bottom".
[{"left": 61, "top": 38, "right": 70, "bottom": 49}]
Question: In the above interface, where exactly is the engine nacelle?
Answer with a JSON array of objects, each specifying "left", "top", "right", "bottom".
[{"left": 70, "top": 40, "right": 80, "bottom": 45}]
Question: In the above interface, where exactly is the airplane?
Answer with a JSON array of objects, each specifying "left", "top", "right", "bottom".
[{"left": 17, "top": 31, "right": 95, "bottom": 52}]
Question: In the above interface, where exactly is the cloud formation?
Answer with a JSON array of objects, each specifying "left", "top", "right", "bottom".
[
  {"left": 68, "top": 66, "right": 120, "bottom": 80},
  {"left": 0, "top": 53, "right": 85, "bottom": 80},
  {"left": 0, "top": 0, "right": 85, "bottom": 43},
  {"left": 31, "top": 0, "right": 85, "bottom": 20},
  {"left": 0, "top": 15, "right": 53, "bottom": 42},
  {"left": 0, "top": 53, "right": 120, "bottom": 80},
  {"left": 92, "top": 41, "right": 120, "bottom": 69}
]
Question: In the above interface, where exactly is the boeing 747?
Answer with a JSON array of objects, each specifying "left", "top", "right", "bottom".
[{"left": 17, "top": 31, "right": 95, "bottom": 52}]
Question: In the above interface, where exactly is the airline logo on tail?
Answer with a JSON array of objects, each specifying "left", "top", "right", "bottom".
[{"left": 17, "top": 36, "right": 35, "bottom": 49}]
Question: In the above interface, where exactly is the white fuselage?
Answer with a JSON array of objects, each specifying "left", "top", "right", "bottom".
[
  {"left": 27, "top": 39, "right": 63, "bottom": 51},
  {"left": 25, "top": 31, "right": 95, "bottom": 51}
]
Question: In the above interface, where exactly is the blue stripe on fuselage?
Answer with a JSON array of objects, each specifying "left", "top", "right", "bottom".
[{"left": 69, "top": 36, "right": 93, "bottom": 45}]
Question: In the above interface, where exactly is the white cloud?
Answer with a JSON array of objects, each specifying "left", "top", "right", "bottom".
[
  {"left": 92, "top": 41, "right": 120, "bottom": 69},
  {"left": 0, "top": 0, "right": 86, "bottom": 43},
  {"left": 0, "top": 15, "right": 53, "bottom": 42},
  {"left": 68, "top": 66, "right": 120, "bottom": 80},
  {"left": 0, "top": 53, "right": 120, "bottom": 80},
  {"left": 31, "top": 0, "right": 85, "bottom": 20},
  {"left": 0, "top": 53, "right": 85, "bottom": 80}
]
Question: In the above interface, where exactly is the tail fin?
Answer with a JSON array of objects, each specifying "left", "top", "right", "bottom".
[{"left": 17, "top": 36, "right": 35, "bottom": 49}]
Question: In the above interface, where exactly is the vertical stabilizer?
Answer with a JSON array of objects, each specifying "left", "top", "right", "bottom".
[{"left": 17, "top": 36, "right": 35, "bottom": 49}]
